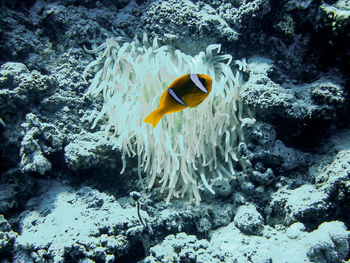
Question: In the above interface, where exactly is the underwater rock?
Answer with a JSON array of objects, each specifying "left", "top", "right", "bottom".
[
  {"left": 207, "top": 219, "right": 350, "bottom": 263},
  {"left": 286, "top": 222, "right": 306, "bottom": 239},
  {"left": 0, "top": 169, "right": 35, "bottom": 216},
  {"left": 266, "top": 184, "right": 329, "bottom": 227},
  {"left": 241, "top": 118, "right": 276, "bottom": 148},
  {"left": 142, "top": 233, "right": 215, "bottom": 263},
  {"left": 211, "top": 177, "right": 233, "bottom": 197},
  {"left": 272, "top": 139, "right": 310, "bottom": 170},
  {"left": 319, "top": 1, "right": 350, "bottom": 48},
  {"left": 306, "top": 221, "right": 350, "bottom": 263},
  {"left": 0, "top": 184, "right": 18, "bottom": 214},
  {"left": 64, "top": 131, "right": 118, "bottom": 170},
  {"left": 242, "top": 57, "right": 346, "bottom": 124},
  {"left": 314, "top": 149, "right": 350, "bottom": 226},
  {"left": 0, "top": 62, "right": 58, "bottom": 175},
  {"left": 250, "top": 168, "right": 274, "bottom": 186},
  {"left": 315, "top": 149, "right": 350, "bottom": 198},
  {"left": 0, "top": 215, "right": 17, "bottom": 257},
  {"left": 0, "top": 62, "right": 56, "bottom": 118},
  {"left": 19, "top": 113, "right": 54, "bottom": 175},
  {"left": 15, "top": 184, "right": 147, "bottom": 262},
  {"left": 217, "top": 0, "right": 271, "bottom": 30},
  {"left": 234, "top": 204, "right": 264, "bottom": 236},
  {"left": 138, "top": 0, "right": 238, "bottom": 54}
]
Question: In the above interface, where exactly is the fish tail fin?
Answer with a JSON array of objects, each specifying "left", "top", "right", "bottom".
[{"left": 144, "top": 108, "right": 164, "bottom": 128}]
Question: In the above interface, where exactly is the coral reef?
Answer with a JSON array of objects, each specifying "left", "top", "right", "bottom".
[
  {"left": 143, "top": 221, "right": 350, "bottom": 263},
  {"left": 0, "top": 0, "right": 349, "bottom": 262},
  {"left": 0, "top": 215, "right": 18, "bottom": 257},
  {"left": 15, "top": 184, "right": 145, "bottom": 262}
]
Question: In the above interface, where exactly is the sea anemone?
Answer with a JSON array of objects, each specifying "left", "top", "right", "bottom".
[{"left": 83, "top": 33, "right": 245, "bottom": 204}]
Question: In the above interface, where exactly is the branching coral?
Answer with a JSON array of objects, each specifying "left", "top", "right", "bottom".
[{"left": 83, "top": 33, "right": 245, "bottom": 204}]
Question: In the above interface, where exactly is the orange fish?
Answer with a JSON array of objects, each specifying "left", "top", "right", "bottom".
[{"left": 144, "top": 74, "right": 212, "bottom": 128}]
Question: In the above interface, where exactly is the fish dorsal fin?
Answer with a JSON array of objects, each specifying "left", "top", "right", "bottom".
[
  {"left": 168, "top": 88, "right": 187, "bottom": 106},
  {"left": 190, "top": 74, "right": 208, "bottom": 93}
]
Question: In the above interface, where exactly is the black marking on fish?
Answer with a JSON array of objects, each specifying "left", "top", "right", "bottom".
[{"left": 168, "top": 88, "right": 187, "bottom": 106}]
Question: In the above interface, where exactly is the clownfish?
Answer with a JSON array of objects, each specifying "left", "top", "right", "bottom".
[{"left": 144, "top": 74, "right": 213, "bottom": 128}]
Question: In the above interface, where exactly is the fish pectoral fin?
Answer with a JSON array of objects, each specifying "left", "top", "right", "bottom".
[
  {"left": 144, "top": 108, "right": 165, "bottom": 128},
  {"left": 188, "top": 99, "right": 205, "bottom": 107}
]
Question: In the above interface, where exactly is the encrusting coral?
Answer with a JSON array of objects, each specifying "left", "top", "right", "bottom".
[{"left": 83, "top": 33, "right": 245, "bottom": 204}]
